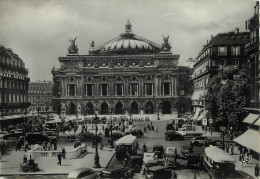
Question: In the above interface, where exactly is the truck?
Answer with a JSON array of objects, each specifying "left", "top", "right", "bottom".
[{"left": 176, "top": 125, "right": 203, "bottom": 137}]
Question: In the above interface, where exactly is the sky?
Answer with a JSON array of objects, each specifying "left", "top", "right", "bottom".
[{"left": 0, "top": 0, "right": 257, "bottom": 81}]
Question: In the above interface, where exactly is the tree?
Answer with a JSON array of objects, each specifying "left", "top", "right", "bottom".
[{"left": 206, "top": 66, "right": 251, "bottom": 135}]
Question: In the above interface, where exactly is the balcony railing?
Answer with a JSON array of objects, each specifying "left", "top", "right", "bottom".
[
  {"left": 248, "top": 15, "right": 259, "bottom": 29},
  {"left": 245, "top": 37, "right": 259, "bottom": 49}
]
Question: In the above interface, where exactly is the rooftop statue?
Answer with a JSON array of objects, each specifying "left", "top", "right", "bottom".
[
  {"left": 68, "top": 37, "right": 79, "bottom": 54},
  {"left": 162, "top": 35, "right": 172, "bottom": 51},
  {"left": 125, "top": 20, "right": 132, "bottom": 33},
  {"left": 91, "top": 41, "right": 95, "bottom": 48}
]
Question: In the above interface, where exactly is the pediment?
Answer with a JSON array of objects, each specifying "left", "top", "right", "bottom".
[
  {"left": 59, "top": 66, "right": 81, "bottom": 72},
  {"left": 156, "top": 64, "right": 178, "bottom": 70}
]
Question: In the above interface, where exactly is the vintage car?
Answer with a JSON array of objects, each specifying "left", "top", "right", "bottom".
[
  {"left": 145, "top": 166, "right": 177, "bottom": 179},
  {"left": 186, "top": 153, "right": 202, "bottom": 169},
  {"left": 3, "top": 129, "right": 25, "bottom": 140},
  {"left": 140, "top": 159, "right": 165, "bottom": 175},
  {"left": 165, "top": 132, "right": 184, "bottom": 141},
  {"left": 165, "top": 147, "right": 178, "bottom": 168},
  {"left": 143, "top": 153, "right": 155, "bottom": 164},
  {"left": 152, "top": 145, "right": 164, "bottom": 158},
  {"left": 181, "top": 146, "right": 192, "bottom": 159},
  {"left": 98, "top": 167, "right": 128, "bottom": 179},
  {"left": 166, "top": 123, "right": 174, "bottom": 131},
  {"left": 25, "top": 132, "right": 56, "bottom": 144},
  {"left": 190, "top": 136, "right": 215, "bottom": 146},
  {"left": 67, "top": 168, "right": 98, "bottom": 179},
  {"left": 127, "top": 155, "right": 143, "bottom": 172}
]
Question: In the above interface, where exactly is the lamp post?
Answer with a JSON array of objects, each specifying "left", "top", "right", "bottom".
[
  {"left": 93, "top": 116, "right": 101, "bottom": 168},
  {"left": 109, "top": 108, "right": 114, "bottom": 148}
]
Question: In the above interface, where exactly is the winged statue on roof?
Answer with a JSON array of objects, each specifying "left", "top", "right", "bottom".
[
  {"left": 162, "top": 35, "right": 172, "bottom": 51},
  {"left": 68, "top": 37, "right": 79, "bottom": 53}
]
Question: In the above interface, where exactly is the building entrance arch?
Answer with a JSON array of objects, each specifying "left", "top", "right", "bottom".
[
  {"left": 115, "top": 102, "right": 124, "bottom": 114},
  {"left": 86, "top": 103, "right": 94, "bottom": 115},
  {"left": 162, "top": 101, "right": 171, "bottom": 114},
  {"left": 69, "top": 103, "right": 76, "bottom": 115},
  {"left": 145, "top": 102, "right": 154, "bottom": 114},
  {"left": 130, "top": 102, "right": 138, "bottom": 114},
  {"left": 101, "top": 102, "right": 109, "bottom": 114}
]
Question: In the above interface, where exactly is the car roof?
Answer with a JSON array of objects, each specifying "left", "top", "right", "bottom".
[
  {"left": 147, "top": 166, "right": 170, "bottom": 171},
  {"left": 153, "top": 145, "right": 163, "bottom": 148},
  {"left": 67, "top": 168, "right": 93, "bottom": 178},
  {"left": 102, "top": 167, "right": 124, "bottom": 172},
  {"left": 146, "top": 160, "right": 159, "bottom": 164}
]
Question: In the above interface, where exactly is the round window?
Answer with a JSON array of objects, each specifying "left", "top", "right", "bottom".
[
  {"left": 146, "top": 76, "right": 152, "bottom": 81},
  {"left": 131, "top": 76, "right": 137, "bottom": 81},
  {"left": 87, "top": 77, "right": 92, "bottom": 82},
  {"left": 116, "top": 76, "right": 122, "bottom": 81},
  {"left": 102, "top": 77, "right": 107, "bottom": 81},
  {"left": 69, "top": 77, "right": 74, "bottom": 82},
  {"left": 164, "top": 75, "right": 169, "bottom": 80}
]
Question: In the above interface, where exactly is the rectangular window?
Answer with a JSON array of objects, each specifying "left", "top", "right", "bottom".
[
  {"left": 162, "top": 83, "right": 171, "bottom": 95},
  {"left": 145, "top": 83, "right": 153, "bottom": 96},
  {"left": 130, "top": 84, "right": 139, "bottom": 96},
  {"left": 234, "top": 59, "right": 239, "bottom": 66},
  {"left": 180, "top": 90, "right": 185, "bottom": 96},
  {"left": 100, "top": 84, "right": 108, "bottom": 96},
  {"left": 67, "top": 84, "right": 76, "bottom": 96},
  {"left": 219, "top": 59, "right": 226, "bottom": 66},
  {"left": 115, "top": 84, "right": 123, "bottom": 96},
  {"left": 85, "top": 84, "right": 93, "bottom": 96},
  {"left": 231, "top": 46, "right": 240, "bottom": 56},
  {"left": 218, "top": 46, "right": 227, "bottom": 56},
  {"left": 179, "top": 83, "right": 184, "bottom": 89}
]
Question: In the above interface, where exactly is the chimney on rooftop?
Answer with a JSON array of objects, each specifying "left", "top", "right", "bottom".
[{"left": 235, "top": 27, "right": 239, "bottom": 33}]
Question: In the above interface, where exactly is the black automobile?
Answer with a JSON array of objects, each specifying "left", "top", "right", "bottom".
[
  {"left": 165, "top": 132, "right": 184, "bottom": 141},
  {"left": 111, "top": 132, "right": 124, "bottom": 141},
  {"left": 181, "top": 146, "right": 192, "bottom": 159},
  {"left": 145, "top": 166, "right": 177, "bottom": 179},
  {"left": 3, "top": 129, "right": 25, "bottom": 140},
  {"left": 166, "top": 123, "right": 174, "bottom": 131},
  {"left": 130, "top": 130, "right": 143, "bottom": 137},
  {"left": 186, "top": 153, "right": 202, "bottom": 169},
  {"left": 153, "top": 145, "right": 164, "bottom": 159},
  {"left": 128, "top": 155, "right": 143, "bottom": 172},
  {"left": 98, "top": 167, "right": 128, "bottom": 179},
  {"left": 79, "top": 132, "right": 94, "bottom": 141},
  {"left": 25, "top": 132, "right": 55, "bottom": 144}
]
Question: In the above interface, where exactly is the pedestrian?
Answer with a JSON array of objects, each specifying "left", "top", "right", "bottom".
[
  {"left": 47, "top": 141, "right": 51, "bottom": 151},
  {"left": 57, "top": 152, "right": 62, "bottom": 165},
  {"left": 54, "top": 142, "right": 57, "bottom": 150},
  {"left": 74, "top": 140, "right": 77, "bottom": 148},
  {"left": 23, "top": 155, "right": 27, "bottom": 163},
  {"left": 230, "top": 144, "right": 234, "bottom": 155},
  {"left": 143, "top": 143, "right": 147, "bottom": 153},
  {"left": 255, "top": 164, "right": 259, "bottom": 177},
  {"left": 136, "top": 140, "right": 139, "bottom": 151},
  {"left": 100, "top": 141, "right": 104, "bottom": 150},
  {"left": 62, "top": 147, "right": 66, "bottom": 159},
  {"left": 226, "top": 144, "right": 229, "bottom": 153}
]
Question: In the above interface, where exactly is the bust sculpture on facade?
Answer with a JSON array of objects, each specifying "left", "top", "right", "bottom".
[
  {"left": 68, "top": 37, "right": 79, "bottom": 54},
  {"left": 125, "top": 20, "right": 132, "bottom": 33},
  {"left": 161, "top": 35, "right": 172, "bottom": 51}
]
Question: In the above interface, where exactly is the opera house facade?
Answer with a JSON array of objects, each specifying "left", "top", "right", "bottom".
[{"left": 52, "top": 21, "right": 191, "bottom": 116}]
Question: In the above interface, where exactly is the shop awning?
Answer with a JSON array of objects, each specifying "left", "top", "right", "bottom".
[
  {"left": 234, "top": 129, "right": 260, "bottom": 153},
  {"left": 243, "top": 113, "right": 259, "bottom": 124},
  {"left": 193, "top": 108, "right": 200, "bottom": 120},
  {"left": 196, "top": 112, "right": 205, "bottom": 121},
  {"left": 191, "top": 90, "right": 207, "bottom": 100},
  {"left": 253, "top": 118, "right": 260, "bottom": 127}
]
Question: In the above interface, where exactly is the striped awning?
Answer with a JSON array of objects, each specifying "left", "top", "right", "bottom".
[
  {"left": 234, "top": 129, "right": 260, "bottom": 153},
  {"left": 243, "top": 113, "right": 259, "bottom": 124}
]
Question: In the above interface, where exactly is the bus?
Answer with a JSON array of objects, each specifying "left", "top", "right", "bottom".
[
  {"left": 115, "top": 134, "right": 137, "bottom": 160},
  {"left": 204, "top": 146, "right": 250, "bottom": 179}
]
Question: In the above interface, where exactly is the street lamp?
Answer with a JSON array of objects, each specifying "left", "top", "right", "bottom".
[
  {"left": 109, "top": 108, "right": 114, "bottom": 148},
  {"left": 93, "top": 120, "right": 101, "bottom": 168}
]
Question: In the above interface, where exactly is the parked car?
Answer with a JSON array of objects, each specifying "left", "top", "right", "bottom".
[
  {"left": 130, "top": 129, "right": 144, "bottom": 137},
  {"left": 111, "top": 132, "right": 124, "bottom": 141},
  {"left": 153, "top": 145, "right": 164, "bottom": 158},
  {"left": 25, "top": 132, "right": 55, "bottom": 144},
  {"left": 165, "top": 132, "right": 184, "bottom": 141},
  {"left": 79, "top": 132, "right": 94, "bottom": 141},
  {"left": 181, "top": 146, "right": 192, "bottom": 159},
  {"left": 140, "top": 159, "right": 165, "bottom": 175},
  {"left": 186, "top": 153, "right": 202, "bottom": 169},
  {"left": 98, "top": 167, "right": 127, "bottom": 179},
  {"left": 0, "top": 131, "right": 8, "bottom": 139},
  {"left": 145, "top": 166, "right": 177, "bottom": 179},
  {"left": 67, "top": 168, "right": 98, "bottom": 179},
  {"left": 190, "top": 136, "right": 215, "bottom": 146},
  {"left": 166, "top": 123, "right": 174, "bottom": 131},
  {"left": 3, "top": 129, "right": 25, "bottom": 140},
  {"left": 143, "top": 153, "right": 155, "bottom": 164},
  {"left": 165, "top": 147, "right": 178, "bottom": 168}
]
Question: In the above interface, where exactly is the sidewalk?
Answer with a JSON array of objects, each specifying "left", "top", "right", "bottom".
[{"left": 0, "top": 146, "right": 115, "bottom": 175}]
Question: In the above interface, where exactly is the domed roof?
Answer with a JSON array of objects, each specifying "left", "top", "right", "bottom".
[
  {"left": 89, "top": 21, "right": 161, "bottom": 55},
  {"left": 103, "top": 39, "right": 153, "bottom": 51}
]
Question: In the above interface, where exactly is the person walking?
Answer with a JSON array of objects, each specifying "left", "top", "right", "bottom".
[
  {"left": 62, "top": 147, "right": 66, "bottom": 159},
  {"left": 143, "top": 143, "right": 147, "bottom": 153},
  {"left": 136, "top": 140, "right": 139, "bottom": 151},
  {"left": 23, "top": 155, "right": 27, "bottom": 163},
  {"left": 100, "top": 141, "right": 104, "bottom": 150},
  {"left": 255, "top": 164, "right": 259, "bottom": 177},
  {"left": 230, "top": 144, "right": 234, "bottom": 155},
  {"left": 57, "top": 152, "right": 62, "bottom": 165}
]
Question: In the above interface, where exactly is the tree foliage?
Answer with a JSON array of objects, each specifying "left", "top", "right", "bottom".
[{"left": 206, "top": 66, "right": 251, "bottom": 134}]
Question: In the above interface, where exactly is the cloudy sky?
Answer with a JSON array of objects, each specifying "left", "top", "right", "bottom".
[{"left": 0, "top": 0, "right": 256, "bottom": 81}]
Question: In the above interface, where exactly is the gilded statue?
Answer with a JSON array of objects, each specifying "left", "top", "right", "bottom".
[
  {"left": 68, "top": 37, "right": 79, "bottom": 53},
  {"left": 162, "top": 35, "right": 172, "bottom": 51}
]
